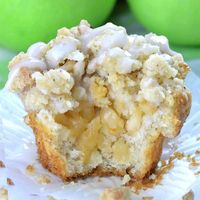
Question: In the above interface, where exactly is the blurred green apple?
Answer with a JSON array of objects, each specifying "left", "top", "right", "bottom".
[
  {"left": 127, "top": 0, "right": 200, "bottom": 46},
  {"left": 0, "top": 0, "right": 116, "bottom": 51}
]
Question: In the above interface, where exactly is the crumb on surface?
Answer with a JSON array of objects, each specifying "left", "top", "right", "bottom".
[
  {"left": 121, "top": 148, "right": 200, "bottom": 193},
  {"left": 130, "top": 150, "right": 200, "bottom": 192},
  {"left": 195, "top": 171, "right": 200, "bottom": 176},
  {"left": 0, "top": 188, "right": 8, "bottom": 200},
  {"left": 186, "top": 153, "right": 200, "bottom": 168},
  {"left": 195, "top": 150, "right": 200, "bottom": 155},
  {"left": 171, "top": 151, "right": 185, "bottom": 160},
  {"left": 182, "top": 190, "right": 194, "bottom": 200},
  {"left": 130, "top": 151, "right": 187, "bottom": 192},
  {"left": 190, "top": 157, "right": 200, "bottom": 167},
  {"left": 142, "top": 197, "right": 154, "bottom": 200},
  {"left": 37, "top": 174, "right": 51, "bottom": 185},
  {"left": 7, "top": 178, "right": 14, "bottom": 185},
  {"left": 100, "top": 187, "right": 131, "bottom": 200},
  {"left": 26, "top": 164, "right": 35, "bottom": 174},
  {"left": 130, "top": 159, "right": 174, "bottom": 193},
  {"left": 47, "top": 195, "right": 56, "bottom": 200},
  {"left": 0, "top": 161, "right": 5, "bottom": 168},
  {"left": 68, "top": 181, "right": 75, "bottom": 185},
  {"left": 121, "top": 174, "right": 131, "bottom": 185}
]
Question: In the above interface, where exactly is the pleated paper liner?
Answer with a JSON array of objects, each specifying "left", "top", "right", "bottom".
[{"left": 0, "top": 72, "right": 200, "bottom": 200}]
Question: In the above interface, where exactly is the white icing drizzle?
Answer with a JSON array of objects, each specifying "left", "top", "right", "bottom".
[
  {"left": 5, "top": 67, "right": 20, "bottom": 90},
  {"left": 140, "top": 77, "right": 157, "bottom": 89},
  {"left": 12, "top": 59, "right": 47, "bottom": 71},
  {"left": 67, "top": 50, "right": 84, "bottom": 61},
  {"left": 80, "top": 23, "right": 128, "bottom": 53},
  {"left": 6, "top": 21, "right": 181, "bottom": 91},
  {"left": 45, "top": 37, "right": 80, "bottom": 68},
  {"left": 87, "top": 53, "right": 105, "bottom": 74},
  {"left": 27, "top": 42, "right": 47, "bottom": 58},
  {"left": 6, "top": 59, "right": 47, "bottom": 90},
  {"left": 145, "top": 33, "right": 177, "bottom": 56}
]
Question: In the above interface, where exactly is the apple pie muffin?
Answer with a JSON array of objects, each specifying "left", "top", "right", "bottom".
[{"left": 6, "top": 20, "right": 191, "bottom": 181}]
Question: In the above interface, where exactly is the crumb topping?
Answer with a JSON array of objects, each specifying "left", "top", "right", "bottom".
[{"left": 33, "top": 69, "right": 74, "bottom": 95}]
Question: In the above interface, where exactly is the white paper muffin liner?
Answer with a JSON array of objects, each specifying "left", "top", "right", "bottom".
[{"left": 0, "top": 72, "right": 200, "bottom": 200}]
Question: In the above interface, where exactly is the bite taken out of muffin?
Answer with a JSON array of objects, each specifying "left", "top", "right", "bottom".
[{"left": 6, "top": 20, "right": 191, "bottom": 181}]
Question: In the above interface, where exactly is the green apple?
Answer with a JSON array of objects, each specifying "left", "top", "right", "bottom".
[
  {"left": 127, "top": 0, "right": 200, "bottom": 46},
  {"left": 0, "top": 0, "right": 116, "bottom": 51}
]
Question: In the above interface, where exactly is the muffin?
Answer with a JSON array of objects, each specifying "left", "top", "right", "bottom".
[{"left": 6, "top": 20, "right": 191, "bottom": 181}]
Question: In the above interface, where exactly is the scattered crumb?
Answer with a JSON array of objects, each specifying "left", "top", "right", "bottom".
[
  {"left": 7, "top": 177, "right": 14, "bottom": 185},
  {"left": 190, "top": 157, "right": 200, "bottom": 167},
  {"left": 130, "top": 159, "right": 174, "bottom": 193},
  {"left": 142, "top": 197, "right": 153, "bottom": 200},
  {"left": 26, "top": 164, "right": 35, "bottom": 174},
  {"left": 37, "top": 174, "right": 51, "bottom": 185},
  {"left": 47, "top": 195, "right": 56, "bottom": 200},
  {"left": 194, "top": 171, "right": 200, "bottom": 176},
  {"left": 0, "top": 188, "right": 8, "bottom": 200},
  {"left": 195, "top": 150, "right": 200, "bottom": 155},
  {"left": 186, "top": 153, "right": 200, "bottom": 167},
  {"left": 122, "top": 174, "right": 131, "bottom": 185},
  {"left": 130, "top": 151, "right": 185, "bottom": 192},
  {"left": 182, "top": 190, "right": 194, "bottom": 200},
  {"left": 68, "top": 181, "right": 75, "bottom": 185},
  {"left": 128, "top": 149, "right": 200, "bottom": 193},
  {"left": 0, "top": 161, "right": 5, "bottom": 168},
  {"left": 100, "top": 187, "right": 131, "bottom": 200},
  {"left": 171, "top": 151, "right": 185, "bottom": 161},
  {"left": 161, "top": 160, "right": 166, "bottom": 166}
]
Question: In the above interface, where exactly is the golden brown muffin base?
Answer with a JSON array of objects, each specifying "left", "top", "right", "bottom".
[
  {"left": 25, "top": 88, "right": 191, "bottom": 182},
  {"left": 172, "top": 91, "right": 192, "bottom": 137},
  {"left": 26, "top": 113, "right": 164, "bottom": 181}
]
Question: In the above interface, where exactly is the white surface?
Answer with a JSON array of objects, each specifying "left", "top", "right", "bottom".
[
  {"left": 0, "top": 72, "right": 200, "bottom": 200},
  {"left": 188, "top": 59, "right": 200, "bottom": 77}
]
